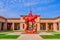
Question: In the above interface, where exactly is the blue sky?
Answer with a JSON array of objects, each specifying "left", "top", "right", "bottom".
[{"left": 0, "top": 0, "right": 60, "bottom": 18}]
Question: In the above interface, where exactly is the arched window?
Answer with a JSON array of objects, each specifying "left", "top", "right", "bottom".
[
  {"left": 36, "top": 24, "right": 37, "bottom": 27},
  {"left": 23, "top": 24, "right": 24, "bottom": 29}
]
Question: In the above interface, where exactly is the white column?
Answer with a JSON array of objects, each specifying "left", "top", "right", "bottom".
[
  {"left": 46, "top": 23, "right": 48, "bottom": 31},
  {"left": 53, "top": 23, "right": 57, "bottom": 31}
]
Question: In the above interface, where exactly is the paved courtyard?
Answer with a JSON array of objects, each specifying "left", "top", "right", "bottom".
[
  {"left": 17, "top": 34, "right": 43, "bottom": 40},
  {"left": 8, "top": 32, "right": 43, "bottom": 40},
  {"left": 0, "top": 32, "right": 60, "bottom": 40}
]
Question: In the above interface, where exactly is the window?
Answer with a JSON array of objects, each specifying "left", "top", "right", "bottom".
[{"left": 23, "top": 24, "right": 24, "bottom": 29}]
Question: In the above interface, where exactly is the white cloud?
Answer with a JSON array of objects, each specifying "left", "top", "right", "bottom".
[
  {"left": 18, "top": 0, "right": 55, "bottom": 7},
  {"left": 0, "top": 0, "right": 56, "bottom": 18},
  {"left": 39, "top": 0, "right": 55, "bottom": 4},
  {"left": 0, "top": 8, "right": 19, "bottom": 18},
  {"left": 23, "top": 2, "right": 39, "bottom": 7},
  {"left": 16, "top": 0, "right": 40, "bottom": 7},
  {"left": 36, "top": 3, "right": 60, "bottom": 11},
  {"left": 0, "top": 1, "right": 4, "bottom": 9}
]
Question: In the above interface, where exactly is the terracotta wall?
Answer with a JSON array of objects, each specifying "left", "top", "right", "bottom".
[
  {"left": 7, "top": 19, "right": 20, "bottom": 23},
  {"left": 0, "top": 18, "right": 6, "bottom": 22},
  {"left": 0, "top": 16, "right": 60, "bottom": 32}
]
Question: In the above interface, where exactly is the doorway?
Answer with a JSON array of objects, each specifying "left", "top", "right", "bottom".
[{"left": 27, "top": 22, "right": 33, "bottom": 31}]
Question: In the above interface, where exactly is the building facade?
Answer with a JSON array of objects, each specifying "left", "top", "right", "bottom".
[{"left": 0, "top": 11, "right": 60, "bottom": 33}]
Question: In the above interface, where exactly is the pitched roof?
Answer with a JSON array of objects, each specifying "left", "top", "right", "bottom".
[
  {"left": 40, "top": 16, "right": 60, "bottom": 20},
  {"left": 7, "top": 18, "right": 20, "bottom": 20},
  {"left": 0, "top": 16, "right": 6, "bottom": 19}
]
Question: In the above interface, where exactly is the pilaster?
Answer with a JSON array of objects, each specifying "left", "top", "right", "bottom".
[
  {"left": 11, "top": 23, "right": 14, "bottom": 31},
  {"left": 37, "top": 23, "right": 40, "bottom": 32},
  {"left": 0, "top": 22, "right": 2, "bottom": 31},
  {"left": 46, "top": 23, "right": 48, "bottom": 31},
  {"left": 20, "top": 23, "right": 24, "bottom": 31},
  {"left": 53, "top": 23, "right": 57, "bottom": 31},
  {"left": 59, "top": 23, "right": 60, "bottom": 31},
  {"left": 3, "top": 22, "right": 7, "bottom": 31}
]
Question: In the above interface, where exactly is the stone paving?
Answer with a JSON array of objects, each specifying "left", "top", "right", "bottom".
[
  {"left": 0, "top": 32, "right": 60, "bottom": 40},
  {"left": 39, "top": 32, "right": 53, "bottom": 35},
  {"left": 16, "top": 32, "right": 52, "bottom": 40},
  {"left": 0, "top": 39, "right": 17, "bottom": 40},
  {"left": 17, "top": 34, "right": 43, "bottom": 40},
  {"left": 44, "top": 39, "right": 60, "bottom": 40}
]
